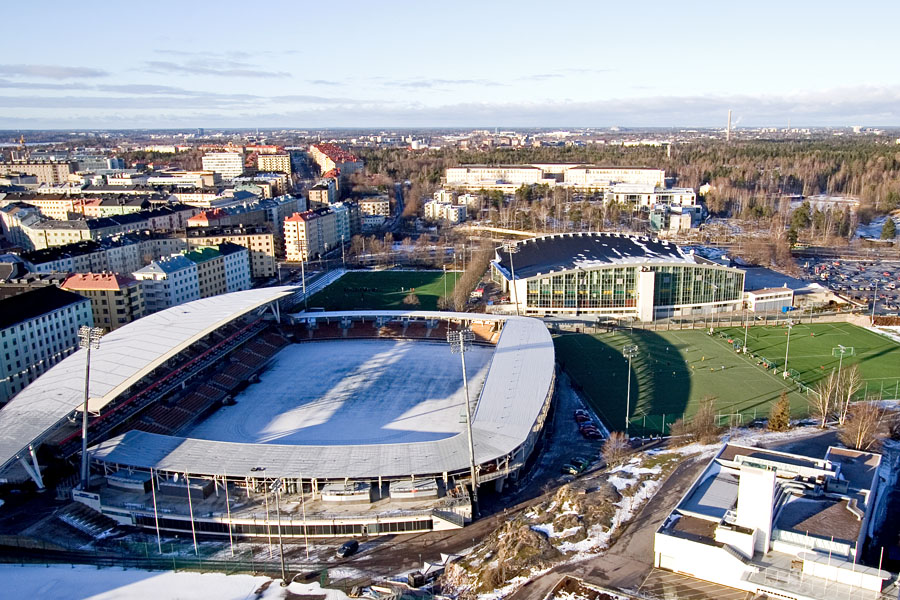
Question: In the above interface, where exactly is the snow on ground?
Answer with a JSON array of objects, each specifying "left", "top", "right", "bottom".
[
  {"left": 185, "top": 340, "right": 492, "bottom": 445},
  {"left": 0, "top": 564, "right": 351, "bottom": 600},
  {"left": 855, "top": 214, "right": 899, "bottom": 239}
]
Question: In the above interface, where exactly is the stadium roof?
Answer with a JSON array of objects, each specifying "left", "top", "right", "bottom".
[
  {"left": 493, "top": 232, "right": 693, "bottom": 280},
  {"left": 90, "top": 311, "right": 556, "bottom": 480},
  {"left": 0, "top": 286, "right": 296, "bottom": 474}
]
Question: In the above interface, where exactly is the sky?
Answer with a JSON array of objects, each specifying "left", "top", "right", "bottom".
[{"left": 2, "top": 0, "right": 900, "bottom": 129}]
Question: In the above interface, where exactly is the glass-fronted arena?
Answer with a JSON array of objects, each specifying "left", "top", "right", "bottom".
[{"left": 492, "top": 233, "right": 745, "bottom": 319}]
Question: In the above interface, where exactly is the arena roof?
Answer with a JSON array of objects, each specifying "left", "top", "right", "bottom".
[
  {"left": 493, "top": 232, "right": 693, "bottom": 280},
  {"left": 0, "top": 286, "right": 296, "bottom": 473},
  {"left": 90, "top": 311, "right": 556, "bottom": 481}
]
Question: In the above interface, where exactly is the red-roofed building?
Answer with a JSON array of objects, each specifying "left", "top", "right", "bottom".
[
  {"left": 309, "top": 144, "right": 362, "bottom": 180},
  {"left": 61, "top": 272, "right": 145, "bottom": 331},
  {"left": 283, "top": 208, "right": 338, "bottom": 262}
]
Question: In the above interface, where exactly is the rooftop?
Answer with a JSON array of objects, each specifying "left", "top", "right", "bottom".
[
  {"left": 0, "top": 284, "right": 88, "bottom": 330},
  {"left": 493, "top": 232, "right": 699, "bottom": 280},
  {"left": 0, "top": 287, "right": 297, "bottom": 474},
  {"left": 62, "top": 272, "right": 139, "bottom": 291}
]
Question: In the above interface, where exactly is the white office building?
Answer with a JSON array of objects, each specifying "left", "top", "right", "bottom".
[{"left": 201, "top": 153, "right": 244, "bottom": 180}]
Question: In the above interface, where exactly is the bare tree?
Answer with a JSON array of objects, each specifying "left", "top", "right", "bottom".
[
  {"left": 810, "top": 369, "right": 838, "bottom": 428},
  {"left": 836, "top": 365, "right": 863, "bottom": 426},
  {"left": 402, "top": 291, "right": 420, "bottom": 307},
  {"left": 692, "top": 396, "right": 722, "bottom": 445},
  {"left": 602, "top": 431, "right": 630, "bottom": 466},
  {"left": 838, "top": 401, "right": 888, "bottom": 451}
]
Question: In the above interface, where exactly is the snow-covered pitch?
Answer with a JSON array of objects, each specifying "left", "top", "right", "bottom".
[{"left": 184, "top": 339, "right": 493, "bottom": 446}]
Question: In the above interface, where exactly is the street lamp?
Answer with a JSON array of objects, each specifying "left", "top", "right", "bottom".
[
  {"left": 448, "top": 328, "right": 479, "bottom": 512},
  {"left": 743, "top": 305, "right": 749, "bottom": 353},
  {"left": 623, "top": 344, "right": 639, "bottom": 436},
  {"left": 270, "top": 478, "right": 288, "bottom": 586},
  {"left": 500, "top": 241, "right": 520, "bottom": 316},
  {"left": 79, "top": 325, "right": 102, "bottom": 490},
  {"left": 783, "top": 321, "right": 794, "bottom": 378}
]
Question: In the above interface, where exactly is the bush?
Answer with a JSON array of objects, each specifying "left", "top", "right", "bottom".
[{"left": 602, "top": 431, "right": 630, "bottom": 466}]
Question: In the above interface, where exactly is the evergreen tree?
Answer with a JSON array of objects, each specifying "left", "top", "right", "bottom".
[
  {"left": 881, "top": 217, "right": 896, "bottom": 240},
  {"left": 768, "top": 391, "right": 791, "bottom": 432}
]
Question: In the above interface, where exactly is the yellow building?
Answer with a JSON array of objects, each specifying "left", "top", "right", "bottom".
[
  {"left": 61, "top": 272, "right": 145, "bottom": 331},
  {"left": 185, "top": 225, "right": 277, "bottom": 279},
  {"left": 257, "top": 153, "right": 292, "bottom": 175}
]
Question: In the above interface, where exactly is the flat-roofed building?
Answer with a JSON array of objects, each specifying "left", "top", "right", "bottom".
[
  {"left": 284, "top": 207, "right": 337, "bottom": 262},
  {"left": 216, "top": 242, "right": 252, "bottom": 293},
  {"left": 424, "top": 200, "right": 467, "bottom": 224},
  {"left": 201, "top": 153, "right": 244, "bottom": 180},
  {"left": 61, "top": 272, "right": 145, "bottom": 331},
  {"left": 185, "top": 225, "right": 276, "bottom": 279},
  {"left": 654, "top": 443, "right": 887, "bottom": 600},
  {"left": 359, "top": 197, "right": 390, "bottom": 217},
  {"left": 0, "top": 161, "right": 76, "bottom": 186},
  {"left": 256, "top": 153, "right": 292, "bottom": 175},
  {"left": 308, "top": 179, "right": 336, "bottom": 207},
  {"left": 605, "top": 184, "right": 696, "bottom": 207},
  {"left": 745, "top": 287, "right": 795, "bottom": 313},
  {"left": 0, "top": 284, "right": 93, "bottom": 403}
]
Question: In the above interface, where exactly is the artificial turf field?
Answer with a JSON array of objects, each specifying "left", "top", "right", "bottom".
[
  {"left": 554, "top": 322, "right": 900, "bottom": 435},
  {"left": 307, "top": 270, "right": 460, "bottom": 311}
]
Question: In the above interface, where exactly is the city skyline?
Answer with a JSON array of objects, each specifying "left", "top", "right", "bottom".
[{"left": 2, "top": 1, "right": 900, "bottom": 128}]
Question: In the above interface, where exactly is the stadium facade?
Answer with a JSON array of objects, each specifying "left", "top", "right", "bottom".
[
  {"left": 0, "top": 290, "right": 554, "bottom": 539},
  {"left": 492, "top": 232, "right": 745, "bottom": 320}
]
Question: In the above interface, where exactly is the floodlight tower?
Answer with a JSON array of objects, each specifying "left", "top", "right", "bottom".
[
  {"left": 783, "top": 321, "right": 794, "bottom": 377},
  {"left": 270, "top": 479, "right": 288, "bottom": 586},
  {"left": 500, "top": 241, "right": 520, "bottom": 316},
  {"left": 448, "top": 328, "right": 479, "bottom": 511},
  {"left": 79, "top": 325, "right": 102, "bottom": 490},
  {"left": 623, "top": 344, "right": 640, "bottom": 436}
]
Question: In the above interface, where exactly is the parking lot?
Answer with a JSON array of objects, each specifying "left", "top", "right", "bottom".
[{"left": 801, "top": 258, "right": 900, "bottom": 313}]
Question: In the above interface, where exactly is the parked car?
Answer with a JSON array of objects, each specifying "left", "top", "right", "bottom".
[
  {"left": 561, "top": 463, "right": 584, "bottom": 476},
  {"left": 571, "top": 456, "right": 590, "bottom": 470},
  {"left": 574, "top": 409, "right": 589, "bottom": 418},
  {"left": 336, "top": 540, "right": 359, "bottom": 558},
  {"left": 574, "top": 414, "right": 591, "bottom": 424}
]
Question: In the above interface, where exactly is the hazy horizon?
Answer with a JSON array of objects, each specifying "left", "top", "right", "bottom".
[{"left": 2, "top": 0, "right": 898, "bottom": 129}]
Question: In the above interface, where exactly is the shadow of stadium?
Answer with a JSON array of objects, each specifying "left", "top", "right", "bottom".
[{"left": 555, "top": 330, "right": 692, "bottom": 435}]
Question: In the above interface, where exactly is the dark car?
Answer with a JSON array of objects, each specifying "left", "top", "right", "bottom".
[
  {"left": 560, "top": 463, "right": 584, "bottom": 476},
  {"left": 574, "top": 409, "right": 589, "bottom": 418},
  {"left": 571, "top": 456, "right": 590, "bottom": 469},
  {"left": 336, "top": 539, "right": 359, "bottom": 558},
  {"left": 574, "top": 414, "right": 591, "bottom": 423}
]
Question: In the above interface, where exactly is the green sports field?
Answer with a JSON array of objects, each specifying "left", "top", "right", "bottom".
[
  {"left": 306, "top": 270, "right": 460, "bottom": 311},
  {"left": 554, "top": 323, "right": 900, "bottom": 435}
]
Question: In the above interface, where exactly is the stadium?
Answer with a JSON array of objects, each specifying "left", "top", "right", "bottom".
[
  {"left": 492, "top": 232, "right": 746, "bottom": 320},
  {"left": 0, "top": 287, "right": 555, "bottom": 539}
]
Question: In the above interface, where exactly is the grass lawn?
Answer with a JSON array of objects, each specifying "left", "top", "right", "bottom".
[
  {"left": 716, "top": 322, "right": 900, "bottom": 394},
  {"left": 554, "top": 322, "right": 900, "bottom": 435},
  {"left": 306, "top": 270, "right": 460, "bottom": 311}
]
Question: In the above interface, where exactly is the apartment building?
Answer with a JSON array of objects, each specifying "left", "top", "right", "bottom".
[
  {"left": 424, "top": 200, "right": 467, "bottom": 224},
  {"left": 61, "top": 273, "right": 145, "bottom": 331},
  {"left": 0, "top": 202, "right": 43, "bottom": 249},
  {"left": 23, "top": 234, "right": 187, "bottom": 276},
  {"left": 308, "top": 179, "right": 336, "bottom": 207},
  {"left": 284, "top": 207, "right": 338, "bottom": 262},
  {"left": 216, "top": 242, "right": 252, "bottom": 293},
  {"left": 0, "top": 284, "right": 93, "bottom": 403},
  {"left": 443, "top": 164, "right": 667, "bottom": 192},
  {"left": 308, "top": 144, "right": 362, "bottom": 178},
  {"left": 185, "top": 225, "right": 276, "bottom": 279},
  {"left": 0, "top": 161, "right": 76, "bottom": 186},
  {"left": 605, "top": 184, "right": 697, "bottom": 207},
  {"left": 146, "top": 171, "right": 220, "bottom": 188},
  {"left": 183, "top": 247, "right": 227, "bottom": 298},
  {"left": 132, "top": 255, "right": 199, "bottom": 314},
  {"left": 201, "top": 152, "right": 244, "bottom": 180},
  {"left": 0, "top": 193, "right": 83, "bottom": 220},
  {"left": 359, "top": 197, "right": 391, "bottom": 217},
  {"left": 256, "top": 153, "right": 292, "bottom": 175}
]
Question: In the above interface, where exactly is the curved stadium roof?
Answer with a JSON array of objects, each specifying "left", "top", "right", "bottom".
[
  {"left": 0, "top": 286, "right": 297, "bottom": 473},
  {"left": 89, "top": 311, "right": 556, "bottom": 481},
  {"left": 493, "top": 232, "right": 693, "bottom": 280}
]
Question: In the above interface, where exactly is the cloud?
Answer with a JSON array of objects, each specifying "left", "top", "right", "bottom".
[
  {"left": 3, "top": 85, "right": 900, "bottom": 129},
  {"left": 380, "top": 78, "right": 505, "bottom": 89},
  {"left": 0, "top": 79, "right": 90, "bottom": 91},
  {"left": 143, "top": 60, "right": 289, "bottom": 78},
  {"left": 0, "top": 64, "right": 109, "bottom": 79},
  {"left": 308, "top": 79, "right": 343, "bottom": 86}
]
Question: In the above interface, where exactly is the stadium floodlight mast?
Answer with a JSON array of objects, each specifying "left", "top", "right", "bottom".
[
  {"left": 500, "top": 241, "right": 520, "bottom": 316},
  {"left": 79, "top": 325, "right": 102, "bottom": 490},
  {"left": 448, "top": 327, "right": 479, "bottom": 511},
  {"left": 783, "top": 320, "right": 794, "bottom": 378},
  {"left": 270, "top": 479, "right": 288, "bottom": 587},
  {"left": 622, "top": 344, "right": 640, "bottom": 436}
]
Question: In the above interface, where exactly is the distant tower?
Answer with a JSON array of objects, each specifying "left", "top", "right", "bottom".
[{"left": 726, "top": 110, "right": 732, "bottom": 142}]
